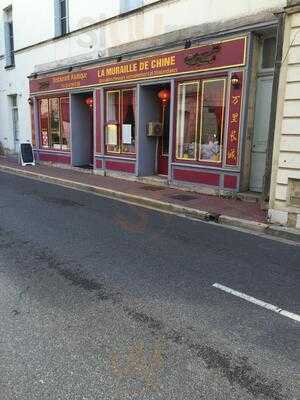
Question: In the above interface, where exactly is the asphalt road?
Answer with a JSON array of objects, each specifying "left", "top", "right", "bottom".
[{"left": 0, "top": 171, "right": 299, "bottom": 400}]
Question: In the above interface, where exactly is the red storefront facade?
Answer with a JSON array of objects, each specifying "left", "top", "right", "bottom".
[{"left": 29, "top": 35, "right": 248, "bottom": 193}]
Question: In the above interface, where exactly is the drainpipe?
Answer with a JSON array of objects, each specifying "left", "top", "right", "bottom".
[{"left": 261, "top": 12, "right": 285, "bottom": 205}]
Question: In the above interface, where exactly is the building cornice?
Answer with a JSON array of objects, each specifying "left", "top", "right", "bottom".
[
  {"left": 29, "top": 11, "right": 280, "bottom": 78},
  {"left": 0, "top": 0, "right": 169, "bottom": 58}
]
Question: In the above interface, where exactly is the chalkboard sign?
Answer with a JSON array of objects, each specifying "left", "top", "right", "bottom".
[{"left": 20, "top": 143, "right": 35, "bottom": 166}]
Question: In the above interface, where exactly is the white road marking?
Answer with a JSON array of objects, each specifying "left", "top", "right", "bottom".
[{"left": 213, "top": 283, "right": 300, "bottom": 322}]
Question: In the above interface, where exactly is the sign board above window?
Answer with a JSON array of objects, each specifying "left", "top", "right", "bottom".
[{"left": 30, "top": 36, "right": 247, "bottom": 94}]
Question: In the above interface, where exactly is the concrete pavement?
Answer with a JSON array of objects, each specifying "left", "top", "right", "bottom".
[{"left": 0, "top": 171, "right": 299, "bottom": 399}]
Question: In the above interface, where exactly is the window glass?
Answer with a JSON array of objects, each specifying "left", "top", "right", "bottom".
[
  {"left": 107, "top": 91, "right": 120, "bottom": 122},
  {"left": 61, "top": 19, "right": 67, "bottom": 35},
  {"left": 60, "top": 97, "right": 70, "bottom": 150},
  {"left": 105, "top": 89, "right": 136, "bottom": 154},
  {"left": 30, "top": 103, "right": 36, "bottom": 147},
  {"left": 40, "top": 99, "right": 49, "bottom": 148},
  {"left": 49, "top": 98, "right": 61, "bottom": 149},
  {"left": 261, "top": 37, "right": 276, "bottom": 70},
  {"left": 11, "top": 94, "right": 17, "bottom": 107},
  {"left": 122, "top": 90, "right": 136, "bottom": 154},
  {"left": 199, "top": 79, "right": 226, "bottom": 162},
  {"left": 176, "top": 82, "right": 199, "bottom": 159},
  {"left": 60, "top": 0, "right": 68, "bottom": 35},
  {"left": 60, "top": 0, "right": 66, "bottom": 18},
  {"left": 120, "top": 0, "right": 143, "bottom": 14},
  {"left": 106, "top": 91, "right": 120, "bottom": 152},
  {"left": 162, "top": 103, "right": 170, "bottom": 156}
]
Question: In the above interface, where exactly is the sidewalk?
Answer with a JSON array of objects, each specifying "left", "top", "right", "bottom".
[{"left": 1, "top": 156, "right": 298, "bottom": 242}]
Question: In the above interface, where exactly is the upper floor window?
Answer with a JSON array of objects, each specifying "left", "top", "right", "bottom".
[
  {"left": 120, "top": 0, "right": 144, "bottom": 14},
  {"left": 3, "top": 6, "right": 15, "bottom": 68},
  {"left": 54, "top": 0, "right": 69, "bottom": 37}
]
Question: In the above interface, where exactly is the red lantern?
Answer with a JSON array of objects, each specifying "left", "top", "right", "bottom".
[
  {"left": 158, "top": 89, "right": 170, "bottom": 106},
  {"left": 158, "top": 89, "right": 170, "bottom": 130},
  {"left": 85, "top": 97, "right": 94, "bottom": 108}
]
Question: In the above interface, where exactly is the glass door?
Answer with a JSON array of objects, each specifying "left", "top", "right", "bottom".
[
  {"left": 157, "top": 101, "right": 170, "bottom": 175},
  {"left": 11, "top": 95, "right": 19, "bottom": 153}
]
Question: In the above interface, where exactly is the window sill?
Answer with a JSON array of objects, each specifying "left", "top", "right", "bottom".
[
  {"left": 53, "top": 32, "right": 69, "bottom": 40},
  {"left": 39, "top": 148, "right": 70, "bottom": 153},
  {"left": 104, "top": 153, "right": 136, "bottom": 159},
  {"left": 5, "top": 64, "right": 15, "bottom": 70},
  {"left": 173, "top": 158, "right": 223, "bottom": 168}
]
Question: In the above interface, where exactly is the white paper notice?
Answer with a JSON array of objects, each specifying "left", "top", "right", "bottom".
[
  {"left": 122, "top": 124, "right": 132, "bottom": 144},
  {"left": 106, "top": 125, "right": 118, "bottom": 145}
]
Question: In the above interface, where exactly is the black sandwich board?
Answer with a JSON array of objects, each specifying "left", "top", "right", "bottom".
[{"left": 20, "top": 143, "right": 35, "bottom": 166}]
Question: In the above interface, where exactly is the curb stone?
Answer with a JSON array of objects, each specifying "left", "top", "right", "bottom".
[
  {"left": 265, "top": 225, "right": 300, "bottom": 243},
  {"left": 219, "top": 215, "right": 269, "bottom": 232},
  {"left": 0, "top": 164, "right": 211, "bottom": 222},
  {"left": 0, "top": 163, "right": 299, "bottom": 243}
]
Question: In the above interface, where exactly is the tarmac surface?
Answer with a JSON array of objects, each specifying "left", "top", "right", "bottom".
[{"left": 0, "top": 171, "right": 299, "bottom": 399}]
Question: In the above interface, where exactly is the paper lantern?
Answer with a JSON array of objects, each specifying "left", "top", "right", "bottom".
[
  {"left": 85, "top": 97, "right": 94, "bottom": 108},
  {"left": 158, "top": 89, "right": 171, "bottom": 105}
]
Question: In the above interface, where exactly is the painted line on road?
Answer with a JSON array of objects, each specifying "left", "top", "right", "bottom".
[{"left": 213, "top": 283, "right": 300, "bottom": 322}]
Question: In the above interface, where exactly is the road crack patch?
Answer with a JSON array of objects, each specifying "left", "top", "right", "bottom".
[
  {"left": 122, "top": 305, "right": 285, "bottom": 400},
  {"left": 0, "top": 225, "right": 290, "bottom": 399}
]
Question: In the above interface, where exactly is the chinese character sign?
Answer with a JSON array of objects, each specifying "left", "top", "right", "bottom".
[{"left": 226, "top": 72, "right": 243, "bottom": 166}]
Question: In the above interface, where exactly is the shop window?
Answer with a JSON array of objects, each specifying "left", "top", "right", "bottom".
[
  {"left": 60, "top": 97, "right": 70, "bottom": 150},
  {"left": 39, "top": 97, "right": 70, "bottom": 150},
  {"left": 176, "top": 82, "right": 199, "bottom": 160},
  {"left": 105, "top": 89, "right": 136, "bottom": 154},
  {"left": 30, "top": 102, "right": 36, "bottom": 147},
  {"left": 122, "top": 90, "right": 136, "bottom": 154},
  {"left": 39, "top": 99, "right": 50, "bottom": 148},
  {"left": 175, "top": 78, "right": 226, "bottom": 163},
  {"left": 199, "top": 79, "right": 226, "bottom": 162},
  {"left": 162, "top": 103, "right": 170, "bottom": 156},
  {"left": 49, "top": 98, "right": 61, "bottom": 149}
]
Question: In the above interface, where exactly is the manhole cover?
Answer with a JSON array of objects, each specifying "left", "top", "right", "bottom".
[
  {"left": 142, "top": 185, "right": 166, "bottom": 191},
  {"left": 170, "top": 194, "right": 198, "bottom": 201}
]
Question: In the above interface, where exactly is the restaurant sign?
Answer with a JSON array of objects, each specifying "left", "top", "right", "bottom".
[{"left": 29, "top": 37, "right": 247, "bottom": 94}]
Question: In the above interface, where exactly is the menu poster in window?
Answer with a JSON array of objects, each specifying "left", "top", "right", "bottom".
[
  {"left": 106, "top": 124, "right": 118, "bottom": 145},
  {"left": 41, "top": 130, "right": 49, "bottom": 147},
  {"left": 122, "top": 124, "right": 132, "bottom": 144}
]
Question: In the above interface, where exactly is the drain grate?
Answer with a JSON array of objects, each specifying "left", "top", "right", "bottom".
[
  {"left": 142, "top": 185, "right": 166, "bottom": 191},
  {"left": 169, "top": 194, "right": 198, "bottom": 201}
]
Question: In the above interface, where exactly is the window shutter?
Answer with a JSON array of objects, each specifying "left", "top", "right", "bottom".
[
  {"left": 4, "top": 22, "right": 12, "bottom": 67},
  {"left": 54, "top": 0, "right": 62, "bottom": 37}
]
